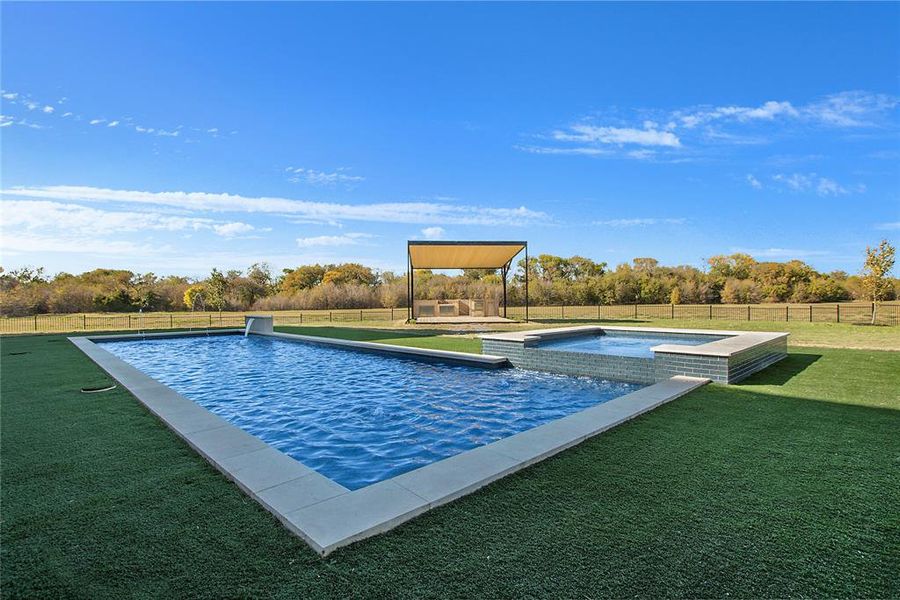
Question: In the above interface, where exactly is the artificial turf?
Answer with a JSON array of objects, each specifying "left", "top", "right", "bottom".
[{"left": 1, "top": 331, "right": 898, "bottom": 598}]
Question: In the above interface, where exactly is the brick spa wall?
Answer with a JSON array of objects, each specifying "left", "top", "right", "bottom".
[
  {"left": 482, "top": 333, "right": 788, "bottom": 385},
  {"left": 482, "top": 338, "right": 656, "bottom": 385}
]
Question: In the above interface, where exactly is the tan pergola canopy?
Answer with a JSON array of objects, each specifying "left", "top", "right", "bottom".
[
  {"left": 408, "top": 241, "right": 526, "bottom": 269},
  {"left": 406, "top": 241, "right": 529, "bottom": 322}
]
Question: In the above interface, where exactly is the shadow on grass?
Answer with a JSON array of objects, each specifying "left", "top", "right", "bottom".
[{"left": 737, "top": 352, "right": 823, "bottom": 386}]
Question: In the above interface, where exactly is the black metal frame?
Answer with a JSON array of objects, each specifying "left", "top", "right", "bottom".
[{"left": 407, "top": 241, "right": 528, "bottom": 322}]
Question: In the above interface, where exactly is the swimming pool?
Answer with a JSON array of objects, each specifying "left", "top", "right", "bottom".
[
  {"left": 539, "top": 332, "right": 727, "bottom": 359},
  {"left": 99, "top": 335, "right": 641, "bottom": 490}
]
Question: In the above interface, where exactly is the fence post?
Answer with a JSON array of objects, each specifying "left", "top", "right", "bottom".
[
  {"left": 785, "top": 306, "right": 789, "bottom": 322},
  {"left": 83, "top": 314, "right": 87, "bottom": 330},
  {"left": 34, "top": 315, "right": 37, "bottom": 331},
  {"left": 209, "top": 315, "right": 212, "bottom": 327},
  {"left": 300, "top": 313, "right": 303, "bottom": 324},
  {"left": 809, "top": 305, "right": 813, "bottom": 322},
  {"left": 391, "top": 307, "right": 395, "bottom": 320},
  {"left": 330, "top": 311, "right": 333, "bottom": 322},
  {"left": 836, "top": 304, "right": 840, "bottom": 323},
  {"left": 872, "top": 302, "right": 875, "bottom": 323},
  {"left": 169, "top": 314, "right": 173, "bottom": 328},
  {"left": 747, "top": 305, "right": 751, "bottom": 321},
  {"left": 708, "top": 305, "right": 712, "bottom": 320},
  {"left": 128, "top": 315, "right": 132, "bottom": 329},
  {"left": 671, "top": 304, "right": 675, "bottom": 319},
  {"left": 360, "top": 310, "right": 363, "bottom": 321},
  {"left": 634, "top": 303, "right": 638, "bottom": 319}
]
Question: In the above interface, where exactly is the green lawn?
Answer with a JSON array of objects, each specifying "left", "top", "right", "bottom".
[
  {"left": 278, "top": 318, "right": 900, "bottom": 351},
  {"left": 2, "top": 329, "right": 899, "bottom": 598}
]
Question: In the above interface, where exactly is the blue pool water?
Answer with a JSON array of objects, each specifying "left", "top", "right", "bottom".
[
  {"left": 100, "top": 335, "right": 641, "bottom": 490},
  {"left": 539, "top": 332, "right": 727, "bottom": 358}
]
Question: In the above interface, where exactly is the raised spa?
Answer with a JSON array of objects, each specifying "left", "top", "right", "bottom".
[{"left": 482, "top": 326, "right": 789, "bottom": 384}]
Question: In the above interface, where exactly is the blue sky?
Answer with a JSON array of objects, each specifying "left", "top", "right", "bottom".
[{"left": 1, "top": 2, "right": 898, "bottom": 277}]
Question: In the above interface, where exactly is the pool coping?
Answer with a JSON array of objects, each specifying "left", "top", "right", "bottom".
[
  {"left": 69, "top": 330, "right": 709, "bottom": 556},
  {"left": 481, "top": 325, "right": 788, "bottom": 358}
]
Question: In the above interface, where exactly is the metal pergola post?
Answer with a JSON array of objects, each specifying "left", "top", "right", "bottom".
[
  {"left": 407, "top": 243, "right": 413, "bottom": 322},
  {"left": 524, "top": 242, "right": 529, "bottom": 322},
  {"left": 501, "top": 262, "right": 509, "bottom": 318}
]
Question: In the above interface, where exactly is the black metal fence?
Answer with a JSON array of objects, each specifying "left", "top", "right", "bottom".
[
  {"left": 1, "top": 303, "right": 897, "bottom": 334},
  {"left": 505, "top": 302, "right": 900, "bottom": 325}
]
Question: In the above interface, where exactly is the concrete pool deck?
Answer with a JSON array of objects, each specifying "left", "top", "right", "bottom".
[{"left": 70, "top": 329, "right": 709, "bottom": 556}]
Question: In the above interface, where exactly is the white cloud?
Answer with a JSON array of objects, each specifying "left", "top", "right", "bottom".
[
  {"left": 286, "top": 167, "right": 365, "bottom": 186},
  {"left": 41, "top": 105, "right": 54, "bottom": 114},
  {"left": 0, "top": 199, "right": 261, "bottom": 238},
  {"left": 553, "top": 124, "right": 681, "bottom": 147},
  {"left": 772, "top": 173, "right": 862, "bottom": 196},
  {"left": 89, "top": 118, "right": 105, "bottom": 125},
  {"left": 875, "top": 222, "right": 900, "bottom": 231},
  {"left": 2, "top": 185, "right": 549, "bottom": 226},
  {"left": 0, "top": 115, "right": 12, "bottom": 128},
  {"left": 515, "top": 145, "right": 610, "bottom": 156},
  {"left": 107, "top": 120, "right": 120, "bottom": 127},
  {"left": 212, "top": 222, "right": 258, "bottom": 238},
  {"left": 731, "top": 247, "right": 832, "bottom": 259},
  {"left": 296, "top": 233, "right": 373, "bottom": 248},
  {"left": 526, "top": 90, "right": 898, "bottom": 159},
  {"left": 815, "top": 177, "right": 848, "bottom": 196},
  {"left": 746, "top": 174, "right": 763, "bottom": 189},
  {"left": 2, "top": 92, "right": 18, "bottom": 100},
  {"left": 803, "top": 91, "right": 899, "bottom": 127},
  {"left": 420, "top": 226, "right": 445, "bottom": 240},
  {"left": 0, "top": 232, "right": 163, "bottom": 257},
  {"left": 773, "top": 173, "right": 813, "bottom": 191},
  {"left": 593, "top": 218, "right": 686, "bottom": 227},
  {"left": 678, "top": 100, "right": 799, "bottom": 129}
]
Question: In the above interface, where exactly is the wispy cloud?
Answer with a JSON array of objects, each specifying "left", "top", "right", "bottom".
[
  {"left": 874, "top": 221, "right": 900, "bottom": 231},
  {"left": 515, "top": 145, "right": 610, "bottom": 156},
  {"left": 286, "top": 167, "right": 365, "bottom": 187},
  {"left": 731, "top": 247, "right": 832, "bottom": 259},
  {"left": 1, "top": 199, "right": 264, "bottom": 238},
  {"left": 1, "top": 185, "right": 549, "bottom": 227},
  {"left": 593, "top": 218, "right": 686, "bottom": 227},
  {"left": 524, "top": 90, "right": 898, "bottom": 160},
  {"left": 746, "top": 174, "right": 763, "bottom": 189},
  {"left": 420, "top": 226, "right": 445, "bottom": 240},
  {"left": 0, "top": 89, "right": 223, "bottom": 141},
  {"left": 771, "top": 173, "right": 864, "bottom": 196},
  {"left": 296, "top": 233, "right": 373, "bottom": 248},
  {"left": 552, "top": 124, "right": 681, "bottom": 147}
]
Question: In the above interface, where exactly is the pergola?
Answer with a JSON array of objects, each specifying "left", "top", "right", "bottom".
[{"left": 407, "top": 240, "right": 528, "bottom": 321}]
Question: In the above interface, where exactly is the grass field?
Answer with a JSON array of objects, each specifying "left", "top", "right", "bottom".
[
  {"left": 2, "top": 326, "right": 899, "bottom": 598},
  {"left": 278, "top": 319, "right": 900, "bottom": 352}
]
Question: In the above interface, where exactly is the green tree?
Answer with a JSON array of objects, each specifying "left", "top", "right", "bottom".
[
  {"left": 204, "top": 269, "right": 229, "bottom": 311},
  {"left": 281, "top": 264, "right": 328, "bottom": 292},
  {"left": 862, "top": 239, "right": 896, "bottom": 324}
]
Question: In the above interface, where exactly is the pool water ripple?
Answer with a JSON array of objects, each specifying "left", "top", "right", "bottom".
[{"left": 101, "top": 335, "right": 641, "bottom": 489}]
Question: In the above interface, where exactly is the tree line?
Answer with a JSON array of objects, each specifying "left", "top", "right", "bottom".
[{"left": 1, "top": 241, "right": 895, "bottom": 317}]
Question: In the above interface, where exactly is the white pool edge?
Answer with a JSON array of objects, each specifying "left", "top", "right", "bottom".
[{"left": 69, "top": 331, "right": 709, "bottom": 556}]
